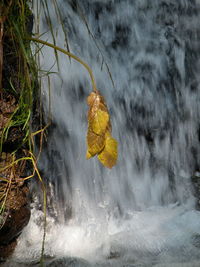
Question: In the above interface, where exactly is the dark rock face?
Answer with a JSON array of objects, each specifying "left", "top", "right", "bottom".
[
  {"left": 0, "top": 183, "right": 30, "bottom": 261},
  {"left": 0, "top": 205, "right": 30, "bottom": 245},
  {"left": 0, "top": 153, "right": 31, "bottom": 261},
  {"left": 0, "top": 240, "right": 17, "bottom": 261},
  {"left": 191, "top": 172, "right": 200, "bottom": 210}
]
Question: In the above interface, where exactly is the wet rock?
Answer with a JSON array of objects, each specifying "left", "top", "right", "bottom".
[
  {"left": 0, "top": 152, "right": 31, "bottom": 260},
  {"left": 0, "top": 205, "right": 30, "bottom": 245},
  {"left": 0, "top": 239, "right": 17, "bottom": 262},
  {"left": 108, "top": 250, "right": 121, "bottom": 259},
  {"left": 192, "top": 234, "right": 200, "bottom": 248},
  {"left": 0, "top": 194, "right": 30, "bottom": 260},
  {"left": 191, "top": 171, "right": 200, "bottom": 210},
  {"left": 46, "top": 257, "right": 90, "bottom": 267}
]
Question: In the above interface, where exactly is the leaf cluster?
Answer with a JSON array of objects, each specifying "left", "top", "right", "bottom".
[{"left": 86, "top": 91, "right": 118, "bottom": 168}]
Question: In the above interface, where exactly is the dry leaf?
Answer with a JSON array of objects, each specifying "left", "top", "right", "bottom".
[
  {"left": 87, "top": 129, "right": 105, "bottom": 156},
  {"left": 98, "top": 132, "right": 118, "bottom": 168},
  {"left": 91, "top": 109, "right": 109, "bottom": 135},
  {"left": 86, "top": 150, "right": 93, "bottom": 159},
  {"left": 86, "top": 90, "right": 118, "bottom": 168}
]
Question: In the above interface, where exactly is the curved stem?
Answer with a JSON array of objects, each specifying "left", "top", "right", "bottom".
[{"left": 29, "top": 37, "right": 98, "bottom": 93}]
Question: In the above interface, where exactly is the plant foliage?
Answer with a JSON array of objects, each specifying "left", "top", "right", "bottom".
[
  {"left": 86, "top": 91, "right": 118, "bottom": 168},
  {"left": 29, "top": 38, "right": 118, "bottom": 168}
]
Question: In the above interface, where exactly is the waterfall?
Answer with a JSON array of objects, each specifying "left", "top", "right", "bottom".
[{"left": 9, "top": 0, "right": 200, "bottom": 266}]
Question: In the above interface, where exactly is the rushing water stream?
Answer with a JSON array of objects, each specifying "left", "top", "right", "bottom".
[{"left": 6, "top": 0, "right": 200, "bottom": 266}]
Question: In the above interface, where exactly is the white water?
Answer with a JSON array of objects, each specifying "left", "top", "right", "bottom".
[{"left": 9, "top": 0, "right": 200, "bottom": 266}]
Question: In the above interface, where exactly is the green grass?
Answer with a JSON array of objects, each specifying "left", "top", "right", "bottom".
[{"left": 1, "top": 0, "right": 38, "bottom": 154}]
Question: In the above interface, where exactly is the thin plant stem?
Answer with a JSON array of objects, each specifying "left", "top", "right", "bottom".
[{"left": 28, "top": 37, "right": 98, "bottom": 93}]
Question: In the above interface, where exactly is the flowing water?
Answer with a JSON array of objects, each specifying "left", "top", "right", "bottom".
[{"left": 7, "top": 0, "right": 200, "bottom": 266}]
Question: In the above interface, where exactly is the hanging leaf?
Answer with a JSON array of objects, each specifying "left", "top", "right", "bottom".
[
  {"left": 86, "top": 129, "right": 105, "bottom": 157},
  {"left": 86, "top": 90, "right": 118, "bottom": 168},
  {"left": 98, "top": 132, "right": 118, "bottom": 168},
  {"left": 91, "top": 109, "right": 109, "bottom": 135}
]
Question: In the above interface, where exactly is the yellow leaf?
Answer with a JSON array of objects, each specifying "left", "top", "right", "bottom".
[
  {"left": 91, "top": 109, "right": 109, "bottom": 135},
  {"left": 87, "top": 130, "right": 105, "bottom": 156},
  {"left": 86, "top": 91, "right": 118, "bottom": 168},
  {"left": 87, "top": 92, "right": 97, "bottom": 107},
  {"left": 87, "top": 91, "right": 109, "bottom": 120},
  {"left": 97, "top": 132, "right": 118, "bottom": 168},
  {"left": 86, "top": 150, "right": 92, "bottom": 159}
]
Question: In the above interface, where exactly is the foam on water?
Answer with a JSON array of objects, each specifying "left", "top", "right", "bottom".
[{"left": 11, "top": 204, "right": 200, "bottom": 266}]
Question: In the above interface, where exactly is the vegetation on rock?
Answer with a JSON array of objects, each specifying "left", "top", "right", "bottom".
[{"left": 0, "top": 0, "right": 41, "bottom": 261}]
